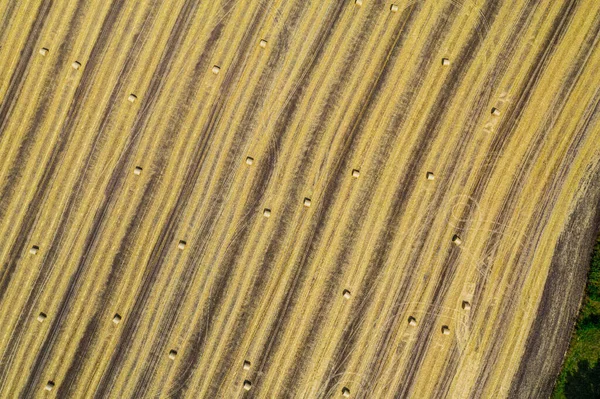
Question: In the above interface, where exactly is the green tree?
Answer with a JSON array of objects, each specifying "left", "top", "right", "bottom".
[{"left": 564, "top": 359, "right": 600, "bottom": 398}]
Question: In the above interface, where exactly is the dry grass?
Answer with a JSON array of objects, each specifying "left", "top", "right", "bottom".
[{"left": 0, "top": 0, "right": 599, "bottom": 397}]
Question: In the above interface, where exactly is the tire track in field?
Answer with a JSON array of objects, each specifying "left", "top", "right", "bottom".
[
  {"left": 469, "top": 32, "right": 600, "bottom": 395},
  {"left": 133, "top": 2, "right": 308, "bottom": 395},
  {"left": 57, "top": 17, "right": 222, "bottom": 392},
  {"left": 0, "top": 0, "right": 96, "bottom": 238},
  {"left": 92, "top": 2, "right": 269, "bottom": 395},
  {"left": 419, "top": 0, "right": 554, "bottom": 394},
  {"left": 315, "top": 0, "right": 487, "bottom": 394},
  {"left": 211, "top": 2, "right": 404, "bottom": 393},
  {"left": 168, "top": 2, "right": 353, "bottom": 396},
  {"left": 459, "top": 0, "right": 562, "bottom": 317},
  {"left": 272, "top": 5, "right": 425, "bottom": 395},
  {"left": 0, "top": 0, "right": 126, "bottom": 392},
  {"left": 0, "top": 0, "right": 118, "bottom": 386},
  {"left": 346, "top": 2, "right": 499, "bottom": 394},
  {"left": 403, "top": 0, "right": 574, "bottom": 390},
  {"left": 394, "top": 1, "right": 581, "bottom": 396},
  {"left": 15, "top": 0, "right": 210, "bottom": 394},
  {"left": 0, "top": 0, "right": 125, "bottom": 295},
  {"left": 50, "top": 3, "right": 165, "bottom": 395},
  {"left": 128, "top": 7, "right": 272, "bottom": 398},
  {"left": 0, "top": 0, "right": 89, "bottom": 244},
  {"left": 164, "top": 0, "right": 310, "bottom": 391},
  {"left": 159, "top": 1, "right": 311, "bottom": 392},
  {"left": 60, "top": 0, "right": 215, "bottom": 393},
  {"left": 198, "top": 2, "right": 400, "bottom": 393},
  {"left": 0, "top": 0, "right": 53, "bottom": 140},
  {"left": 0, "top": 0, "right": 596, "bottom": 396},
  {"left": 328, "top": 0, "right": 528, "bottom": 394},
  {"left": 182, "top": 0, "right": 378, "bottom": 392},
  {"left": 462, "top": 0, "right": 586, "bottom": 393},
  {"left": 509, "top": 148, "right": 600, "bottom": 397},
  {"left": 0, "top": 0, "right": 21, "bottom": 44},
  {"left": 231, "top": 1, "right": 366, "bottom": 392}
]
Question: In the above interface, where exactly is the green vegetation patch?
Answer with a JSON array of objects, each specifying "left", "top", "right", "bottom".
[{"left": 553, "top": 236, "right": 600, "bottom": 399}]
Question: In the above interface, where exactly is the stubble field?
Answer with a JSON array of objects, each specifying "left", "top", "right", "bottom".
[{"left": 1, "top": 0, "right": 600, "bottom": 397}]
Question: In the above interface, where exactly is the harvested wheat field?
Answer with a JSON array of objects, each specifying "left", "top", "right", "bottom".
[{"left": 1, "top": 0, "right": 600, "bottom": 397}]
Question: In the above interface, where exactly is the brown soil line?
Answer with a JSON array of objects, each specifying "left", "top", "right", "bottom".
[{"left": 509, "top": 160, "right": 600, "bottom": 398}]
